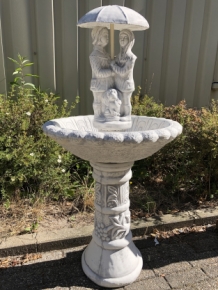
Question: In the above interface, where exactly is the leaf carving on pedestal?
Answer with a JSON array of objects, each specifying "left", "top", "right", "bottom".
[
  {"left": 107, "top": 186, "right": 118, "bottom": 208},
  {"left": 95, "top": 183, "right": 101, "bottom": 205},
  {"left": 111, "top": 227, "right": 126, "bottom": 240},
  {"left": 109, "top": 216, "right": 120, "bottom": 227},
  {"left": 109, "top": 213, "right": 127, "bottom": 240}
]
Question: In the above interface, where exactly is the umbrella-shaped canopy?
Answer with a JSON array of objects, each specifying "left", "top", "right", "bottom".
[
  {"left": 77, "top": 5, "right": 149, "bottom": 31},
  {"left": 77, "top": 5, "right": 149, "bottom": 59}
]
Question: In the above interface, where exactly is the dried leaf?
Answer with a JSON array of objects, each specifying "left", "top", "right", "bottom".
[{"left": 172, "top": 228, "right": 180, "bottom": 235}]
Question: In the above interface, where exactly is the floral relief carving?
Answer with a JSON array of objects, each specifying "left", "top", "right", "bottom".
[
  {"left": 95, "top": 212, "right": 130, "bottom": 242},
  {"left": 109, "top": 213, "right": 127, "bottom": 240},
  {"left": 95, "top": 182, "right": 102, "bottom": 205},
  {"left": 106, "top": 186, "right": 118, "bottom": 208},
  {"left": 95, "top": 222, "right": 110, "bottom": 242}
]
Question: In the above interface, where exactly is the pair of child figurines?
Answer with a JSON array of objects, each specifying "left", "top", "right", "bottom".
[{"left": 90, "top": 26, "right": 136, "bottom": 128}]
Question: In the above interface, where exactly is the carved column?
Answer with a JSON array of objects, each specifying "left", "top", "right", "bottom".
[{"left": 82, "top": 162, "right": 143, "bottom": 288}]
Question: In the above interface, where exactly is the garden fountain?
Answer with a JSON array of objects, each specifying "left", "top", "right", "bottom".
[{"left": 43, "top": 5, "right": 182, "bottom": 288}]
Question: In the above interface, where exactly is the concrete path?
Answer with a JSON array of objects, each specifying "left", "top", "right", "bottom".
[
  {"left": 1, "top": 207, "right": 218, "bottom": 257},
  {"left": 0, "top": 207, "right": 218, "bottom": 289}
]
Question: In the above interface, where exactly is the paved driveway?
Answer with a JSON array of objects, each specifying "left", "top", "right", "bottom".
[{"left": 1, "top": 227, "right": 218, "bottom": 289}]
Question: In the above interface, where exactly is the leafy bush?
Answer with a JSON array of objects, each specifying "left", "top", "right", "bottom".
[
  {"left": 132, "top": 88, "right": 218, "bottom": 199},
  {"left": 0, "top": 55, "right": 86, "bottom": 202},
  {"left": 1, "top": 56, "right": 218, "bottom": 209}
]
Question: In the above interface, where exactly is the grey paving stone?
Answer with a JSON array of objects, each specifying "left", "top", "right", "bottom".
[
  {"left": 67, "top": 276, "right": 103, "bottom": 289},
  {"left": 142, "top": 243, "right": 194, "bottom": 260},
  {"left": 189, "top": 250, "right": 218, "bottom": 267},
  {"left": 165, "top": 268, "right": 208, "bottom": 289},
  {"left": 63, "top": 247, "right": 85, "bottom": 263},
  {"left": 201, "top": 262, "right": 218, "bottom": 278},
  {"left": 25, "top": 250, "right": 64, "bottom": 265},
  {"left": 185, "top": 235, "right": 218, "bottom": 253},
  {"left": 63, "top": 245, "right": 87, "bottom": 255},
  {"left": 69, "top": 287, "right": 123, "bottom": 290},
  {"left": 124, "top": 277, "right": 170, "bottom": 290},
  {"left": 208, "top": 277, "right": 218, "bottom": 289},
  {"left": 0, "top": 285, "right": 41, "bottom": 290},
  {"left": 69, "top": 288, "right": 99, "bottom": 290},
  {"left": 136, "top": 262, "right": 155, "bottom": 281},
  {"left": 153, "top": 261, "right": 192, "bottom": 276},
  {"left": 1, "top": 227, "right": 218, "bottom": 290},
  {"left": 141, "top": 243, "right": 195, "bottom": 270},
  {"left": 140, "top": 247, "right": 159, "bottom": 263},
  {"left": 44, "top": 288, "right": 70, "bottom": 290},
  {"left": 182, "top": 280, "right": 212, "bottom": 290}
]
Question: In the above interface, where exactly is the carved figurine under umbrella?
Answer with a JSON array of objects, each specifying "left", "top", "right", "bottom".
[
  {"left": 43, "top": 6, "right": 183, "bottom": 289},
  {"left": 78, "top": 5, "right": 149, "bottom": 130},
  {"left": 77, "top": 5, "right": 150, "bottom": 288}
]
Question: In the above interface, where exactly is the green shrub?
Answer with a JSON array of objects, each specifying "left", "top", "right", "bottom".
[
  {"left": 132, "top": 89, "right": 218, "bottom": 198},
  {"left": 0, "top": 54, "right": 85, "bottom": 202},
  {"left": 1, "top": 56, "right": 218, "bottom": 207},
  {"left": 132, "top": 86, "right": 164, "bottom": 117}
]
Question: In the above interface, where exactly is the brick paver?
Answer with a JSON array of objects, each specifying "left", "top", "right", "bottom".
[
  {"left": 201, "top": 262, "right": 218, "bottom": 279},
  {"left": 208, "top": 277, "right": 218, "bottom": 289},
  {"left": 124, "top": 277, "right": 170, "bottom": 290},
  {"left": 0, "top": 227, "right": 218, "bottom": 289},
  {"left": 165, "top": 268, "right": 208, "bottom": 289}
]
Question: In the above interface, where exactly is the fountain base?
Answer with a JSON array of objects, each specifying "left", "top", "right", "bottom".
[
  {"left": 82, "top": 237, "right": 142, "bottom": 288},
  {"left": 42, "top": 115, "right": 183, "bottom": 288}
]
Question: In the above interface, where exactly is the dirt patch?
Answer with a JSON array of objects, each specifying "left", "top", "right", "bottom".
[
  {"left": 0, "top": 183, "right": 218, "bottom": 240},
  {"left": 0, "top": 200, "right": 95, "bottom": 239}
]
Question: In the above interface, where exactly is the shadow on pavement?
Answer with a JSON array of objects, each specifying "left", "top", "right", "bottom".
[{"left": 0, "top": 227, "right": 218, "bottom": 290}]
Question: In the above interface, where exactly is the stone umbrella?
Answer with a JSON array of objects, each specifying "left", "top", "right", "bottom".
[
  {"left": 77, "top": 5, "right": 149, "bottom": 59},
  {"left": 43, "top": 4, "right": 183, "bottom": 289}
]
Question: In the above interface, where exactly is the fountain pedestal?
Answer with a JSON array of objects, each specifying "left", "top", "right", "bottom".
[
  {"left": 82, "top": 162, "right": 142, "bottom": 288},
  {"left": 43, "top": 115, "right": 182, "bottom": 288}
]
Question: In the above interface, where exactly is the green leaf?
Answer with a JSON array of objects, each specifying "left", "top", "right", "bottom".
[
  {"left": 8, "top": 57, "right": 19, "bottom": 65},
  {"left": 23, "top": 83, "right": 36, "bottom": 88},
  {"left": 14, "top": 77, "right": 21, "bottom": 82},
  {"left": 25, "top": 74, "right": 39, "bottom": 78},
  {"left": 12, "top": 71, "right": 19, "bottom": 75},
  {"left": 10, "top": 81, "right": 19, "bottom": 86},
  {"left": 18, "top": 53, "right": 24, "bottom": 61},
  {"left": 21, "top": 119, "right": 30, "bottom": 130},
  {"left": 23, "top": 63, "right": 34, "bottom": 67}
]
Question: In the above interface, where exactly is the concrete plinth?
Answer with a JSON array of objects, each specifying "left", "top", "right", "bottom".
[{"left": 81, "top": 162, "right": 143, "bottom": 288}]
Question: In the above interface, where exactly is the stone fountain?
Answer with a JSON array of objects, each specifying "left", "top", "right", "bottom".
[{"left": 43, "top": 5, "right": 182, "bottom": 288}]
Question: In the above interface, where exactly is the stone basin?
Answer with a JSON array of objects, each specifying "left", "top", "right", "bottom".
[
  {"left": 43, "top": 114, "right": 182, "bottom": 288},
  {"left": 43, "top": 115, "right": 182, "bottom": 163}
]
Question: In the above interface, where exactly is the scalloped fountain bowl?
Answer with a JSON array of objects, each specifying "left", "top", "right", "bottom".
[
  {"left": 43, "top": 115, "right": 182, "bottom": 163},
  {"left": 43, "top": 114, "right": 182, "bottom": 288}
]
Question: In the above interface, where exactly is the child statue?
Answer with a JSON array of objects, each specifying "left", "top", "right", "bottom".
[
  {"left": 89, "top": 26, "right": 114, "bottom": 122},
  {"left": 111, "top": 29, "right": 136, "bottom": 121}
]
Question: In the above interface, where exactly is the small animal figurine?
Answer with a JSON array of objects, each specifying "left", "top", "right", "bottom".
[{"left": 103, "top": 89, "right": 121, "bottom": 121}]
